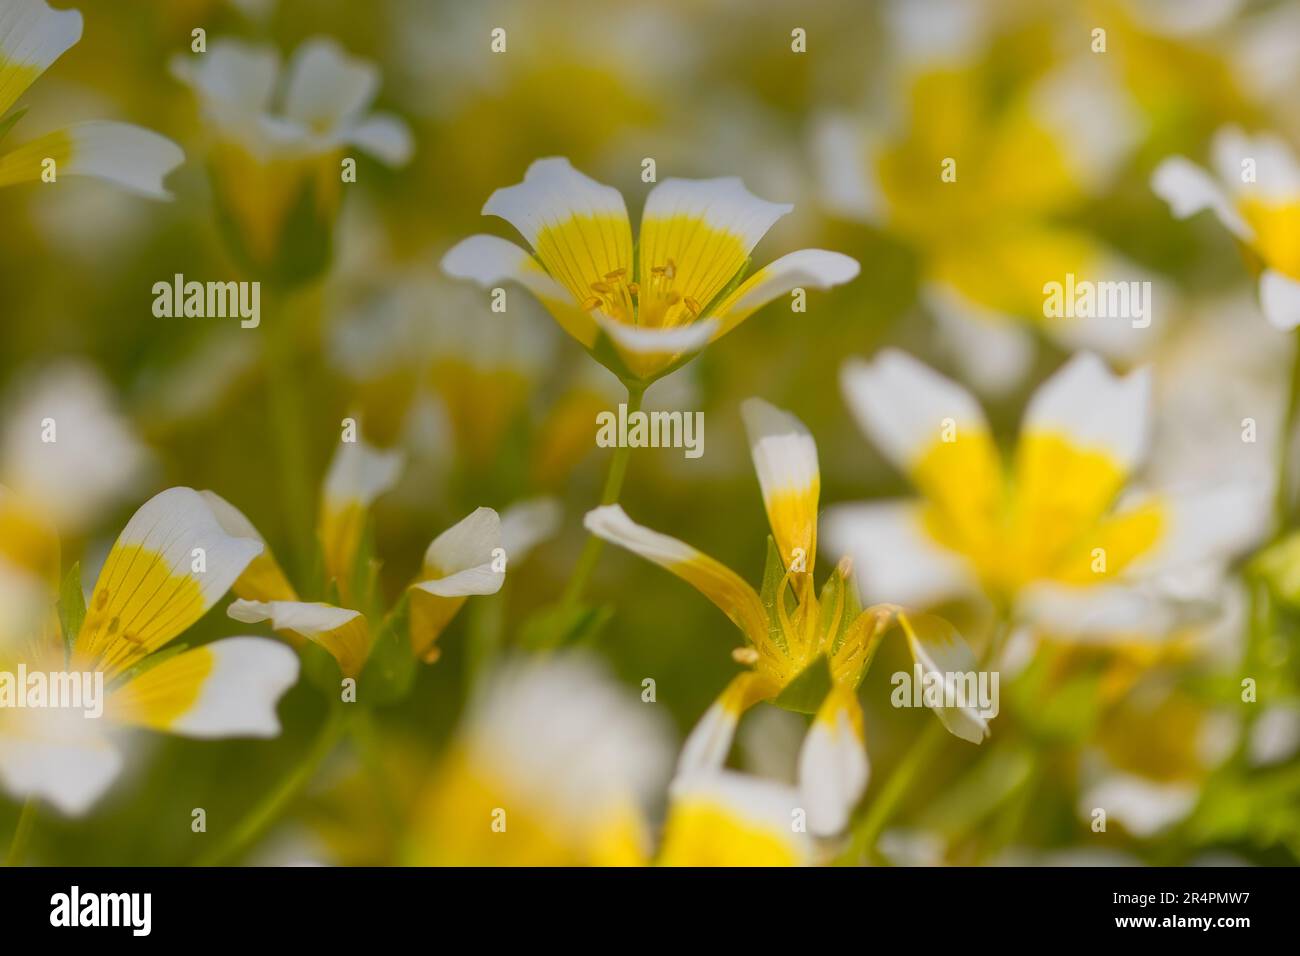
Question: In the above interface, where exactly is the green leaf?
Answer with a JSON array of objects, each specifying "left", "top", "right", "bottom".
[
  {"left": 57, "top": 562, "right": 86, "bottom": 662},
  {"left": 359, "top": 594, "right": 415, "bottom": 706},
  {"left": 519, "top": 601, "right": 613, "bottom": 651},
  {"left": 1253, "top": 532, "right": 1300, "bottom": 605},
  {"left": 772, "top": 654, "right": 833, "bottom": 714},
  {"left": 0, "top": 107, "right": 28, "bottom": 146},
  {"left": 758, "top": 536, "right": 789, "bottom": 654}
]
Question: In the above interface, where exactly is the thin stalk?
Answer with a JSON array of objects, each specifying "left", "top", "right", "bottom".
[
  {"left": 560, "top": 382, "right": 645, "bottom": 607},
  {"left": 1274, "top": 330, "right": 1300, "bottom": 533},
  {"left": 4, "top": 797, "right": 37, "bottom": 866}
]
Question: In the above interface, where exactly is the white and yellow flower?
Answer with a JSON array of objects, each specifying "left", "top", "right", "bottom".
[
  {"left": 1152, "top": 127, "right": 1300, "bottom": 330},
  {"left": 406, "top": 654, "right": 672, "bottom": 866},
  {"left": 658, "top": 770, "right": 813, "bottom": 867},
  {"left": 0, "top": 487, "right": 299, "bottom": 816},
  {"left": 0, "top": 0, "right": 183, "bottom": 197},
  {"left": 443, "top": 158, "right": 859, "bottom": 384},
  {"left": 214, "top": 437, "right": 505, "bottom": 676},
  {"left": 825, "top": 349, "right": 1264, "bottom": 638},
  {"left": 585, "top": 397, "right": 984, "bottom": 837},
  {"left": 172, "top": 35, "right": 411, "bottom": 279}
]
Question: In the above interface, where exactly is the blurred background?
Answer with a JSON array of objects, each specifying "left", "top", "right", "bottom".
[{"left": 2, "top": 0, "right": 1299, "bottom": 865}]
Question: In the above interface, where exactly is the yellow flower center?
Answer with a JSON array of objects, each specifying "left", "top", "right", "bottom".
[{"left": 580, "top": 260, "right": 704, "bottom": 327}]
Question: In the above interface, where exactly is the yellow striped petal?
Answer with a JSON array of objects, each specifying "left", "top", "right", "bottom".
[
  {"left": 0, "top": 122, "right": 184, "bottom": 199},
  {"left": 227, "top": 598, "right": 372, "bottom": 678},
  {"left": 76, "top": 488, "right": 262, "bottom": 677},
  {"left": 741, "top": 397, "right": 820, "bottom": 575},
  {"left": 0, "top": 0, "right": 81, "bottom": 117},
  {"left": 637, "top": 177, "right": 791, "bottom": 328},
  {"left": 677, "top": 671, "right": 779, "bottom": 775},
  {"left": 482, "top": 157, "right": 633, "bottom": 313},
  {"left": 584, "top": 504, "right": 769, "bottom": 648},
  {"left": 110, "top": 637, "right": 298, "bottom": 737}
]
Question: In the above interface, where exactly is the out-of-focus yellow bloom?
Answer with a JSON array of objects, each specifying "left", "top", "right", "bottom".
[
  {"left": 0, "top": 487, "right": 299, "bottom": 816},
  {"left": 1153, "top": 127, "right": 1300, "bottom": 330},
  {"left": 444, "top": 158, "right": 859, "bottom": 385},
  {"left": 825, "top": 350, "right": 1262, "bottom": 638},
  {"left": 586, "top": 397, "right": 984, "bottom": 836},
  {"left": 172, "top": 36, "right": 412, "bottom": 282},
  {"left": 406, "top": 655, "right": 671, "bottom": 865},
  {"left": 658, "top": 770, "right": 813, "bottom": 866},
  {"left": 0, "top": 0, "right": 183, "bottom": 197}
]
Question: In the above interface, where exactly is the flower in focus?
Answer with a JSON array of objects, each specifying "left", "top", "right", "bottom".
[
  {"left": 0, "top": 487, "right": 299, "bottom": 815},
  {"left": 0, "top": 0, "right": 183, "bottom": 197},
  {"left": 406, "top": 654, "right": 672, "bottom": 865},
  {"left": 1152, "top": 127, "right": 1300, "bottom": 330},
  {"left": 585, "top": 397, "right": 984, "bottom": 836},
  {"left": 825, "top": 350, "right": 1263, "bottom": 638},
  {"left": 443, "top": 157, "right": 859, "bottom": 385},
  {"left": 171, "top": 36, "right": 412, "bottom": 282}
]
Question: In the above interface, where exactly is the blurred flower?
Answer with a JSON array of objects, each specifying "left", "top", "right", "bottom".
[
  {"left": 171, "top": 37, "right": 412, "bottom": 282},
  {"left": 0, "top": 0, "right": 183, "bottom": 197},
  {"left": 0, "top": 487, "right": 299, "bottom": 815},
  {"left": 443, "top": 157, "right": 858, "bottom": 385},
  {"left": 1, "top": 360, "right": 150, "bottom": 533},
  {"left": 658, "top": 770, "right": 812, "bottom": 866},
  {"left": 816, "top": 48, "right": 1150, "bottom": 393},
  {"left": 1152, "top": 127, "right": 1300, "bottom": 330},
  {"left": 586, "top": 397, "right": 984, "bottom": 836},
  {"left": 406, "top": 654, "right": 671, "bottom": 865},
  {"left": 826, "top": 350, "right": 1263, "bottom": 638}
]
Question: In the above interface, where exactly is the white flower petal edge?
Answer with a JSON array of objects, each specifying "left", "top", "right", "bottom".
[
  {"left": 1150, "top": 156, "right": 1252, "bottom": 240},
  {"left": 840, "top": 348, "right": 988, "bottom": 471},
  {"left": 797, "top": 691, "right": 868, "bottom": 836},
  {"left": 416, "top": 507, "right": 505, "bottom": 597},
  {"left": 0, "top": 0, "right": 83, "bottom": 116},
  {"left": 0, "top": 714, "right": 121, "bottom": 817},
  {"left": 482, "top": 156, "right": 630, "bottom": 249},
  {"left": 1260, "top": 270, "right": 1300, "bottom": 331}
]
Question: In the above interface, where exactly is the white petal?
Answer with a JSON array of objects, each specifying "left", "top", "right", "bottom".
[
  {"left": 61, "top": 122, "right": 185, "bottom": 200},
  {"left": 584, "top": 503, "right": 697, "bottom": 567},
  {"left": 812, "top": 113, "right": 880, "bottom": 222},
  {"left": 282, "top": 37, "right": 378, "bottom": 132},
  {"left": 797, "top": 694, "right": 868, "bottom": 836},
  {"left": 901, "top": 613, "right": 990, "bottom": 743},
  {"left": 0, "top": 710, "right": 120, "bottom": 817},
  {"left": 227, "top": 598, "right": 358, "bottom": 633},
  {"left": 740, "top": 397, "right": 819, "bottom": 522},
  {"left": 131, "top": 637, "right": 299, "bottom": 739},
  {"left": 322, "top": 437, "right": 403, "bottom": 507},
  {"left": 710, "top": 250, "right": 859, "bottom": 338},
  {"left": 342, "top": 112, "right": 413, "bottom": 166},
  {"left": 1151, "top": 157, "right": 1251, "bottom": 240},
  {"left": 417, "top": 506, "right": 504, "bottom": 596},
  {"left": 595, "top": 314, "right": 717, "bottom": 377},
  {"left": 1129, "top": 483, "right": 1268, "bottom": 576},
  {"left": 1032, "top": 61, "right": 1140, "bottom": 192},
  {"left": 1212, "top": 125, "right": 1300, "bottom": 204},
  {"left": 1023, "top": 352, "right": 1151, "bottom": 473},
  {"left": 0, "top": 0, "right": 82, "bottom": 116},
  {"left": 1080, "top": 771, "right": 1196, "bottom": 837},
  {"left": 641, "top": 176, "right": 791, "bottom": 255},
  {"left": 923, "top": 283, "right": 1035, "bottom": 396},
  {"left": 666, "top": 769, "right": 812, "bottom": 864},
  {"left": 1260, "top": 270, "right": 1300, "bottom": 331},
  {"left": 840, "top": 348, "right": 988, "bottom": 471},
  {"left": 169, "top": 40, "right": 278, "bottom": 122},
  {"left": 482, "top": 157, "right": 628, "bottom": 251},
  {"left": 821, "top": 500, "right": 976, "bottom": 607},
  {"left": 677, "top": 699, "right": 740, "bottom": 775}
]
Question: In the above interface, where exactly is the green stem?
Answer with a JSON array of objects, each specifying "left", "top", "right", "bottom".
[
  {"left": 4, "top": 797, "right": 37, "bottom": 866},
  {"left": 560, "top": 382, "right": 645, "bottom": 607},
  {"left": 264, "top": 287, "right": 316, "bottom": 581},
  {"left": 1274, "top": 330, "right": 1300, "bottom": 534},
  {"left": 194, "top": 705, "right": 346, "bottom": 866}
]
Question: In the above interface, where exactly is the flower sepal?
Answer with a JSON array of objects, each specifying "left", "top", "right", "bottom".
[
  {"left": 771, "top": 654, "right": 834, "bottom": 715},
  {"left": 357, "top": 592, "right": 416, "bottom": 705}
]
